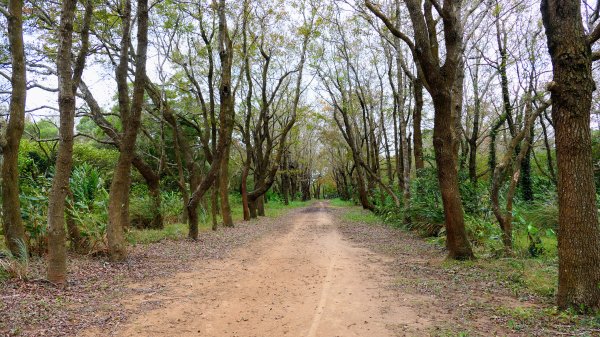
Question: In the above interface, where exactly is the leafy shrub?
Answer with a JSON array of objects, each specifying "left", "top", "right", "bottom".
[
  {"left": 464, "top": 214, "right": 505, "bottom": 256},
  {"left": 406, "top": 168, "right": 445, "bottom": 236},
  {"left": 129, "top": 193, "right": 155, "bottom": 228},
  {"left": 20, "top": 178, "right": 51, "bottom": 256},
  {"left": 73, "top": 142, "right": 118, "bottom": 177},
  {"left": 161, "top": 191, "right": 184, "bottom": 223},
  {"left": 68, "top": 164, "right": 109, "bottom": 253}
]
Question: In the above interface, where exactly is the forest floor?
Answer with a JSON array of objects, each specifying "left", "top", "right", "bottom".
[{"left": 2, "top": 201, "right": 599, "bottom": 336}]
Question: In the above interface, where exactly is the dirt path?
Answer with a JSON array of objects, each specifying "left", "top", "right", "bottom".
[{"left": 103, "top": 202, "right": 427, "bottom": 337}]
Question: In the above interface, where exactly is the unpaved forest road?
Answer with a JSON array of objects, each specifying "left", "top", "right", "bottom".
[{"left": 109, "top": 202, "right": 427, "bottom": 337}]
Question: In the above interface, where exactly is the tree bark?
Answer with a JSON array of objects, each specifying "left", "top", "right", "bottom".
[
  {"left": 107, "top": 0, "right": 148, "bottom": 261},
  {"left": 47, "top": 0, "right": 92, "bottom": 284},
  {"left": 541, "top": 0, "right": 600, "bottom": 312},
  {"left": 186, "top": 0, "right": 235, "bottom": 239},
  {"left": 220, "top": 144, "right": 233, "bottom": 227},
  {"left": 432, "top": 92, "right": 473, "bottom": 259},
  {"left": 281, "top": 151, "right": 290, "bottom": 205},
  {"left": 211, "top": 182, "right": 218, "bottom": 230},
  {"left": 366, "top": 0, "right": 474, "bottom": 259},
  {"left": 413, "top": 78, "right": 424, "bottom": 172},
  {"left": 539, "top": 114, "right": 557, "bottom": 183},
  {"left": 1, "top": 0, "right": 27, "bottom": 258}
]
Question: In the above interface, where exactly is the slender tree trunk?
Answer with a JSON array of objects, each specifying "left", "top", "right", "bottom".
[
  {"left": 1, "top": 0, "right": 26, "bottom": 257},
  {"left": 413, "top": 78, "right": 424, "bottom": 172},
  {"left": 186, "top": 0, "right": 235, "bottom": 239},
  {"left": 211, "top": 182, "right": 218, "bottom": 230},
  {"left": 241, "top": 162, "right": 251, "bottom": 220},
  {"left": 539, "top": 114, "right": 557, "bottom": 183},
  {"left": 468, "top": 66, "right": 481, "bottom": 184},
  {"left": 355, "top": 165, "right": 375, "bottom": 211},
  {"left": 47, "top": 0, "right": 92, "bottom": 284},
  {"left": 107, "top": 0, "right": 148, "bottom": 261},
  {"left": 541, "top": 0, "right": 600, "bottom": 312},
  {"left": 520, "top": 127, "right": 534, "bottom": 202},
  {"left": 241, "top": 0, "right": 252, "bottom": 221},
  {"left": 220, "top": 145, "right": 233, "bottom": 227},
  {"left": 281, "top": 152, "right": 290, "bottom": 205}
]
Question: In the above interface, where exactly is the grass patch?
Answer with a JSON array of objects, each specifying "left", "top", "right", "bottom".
[
  {"left": 329, "top": 198, "right": 355, "bottom": 208},
  {"left": 126, "top": 196, "right": 312, "bottom": 245},
  {"left": 127, "top": 222, "right": 192, "bottom": 245},
  {"left": 495, "top": 305, "right": 600, "bottom": 334},
  {"left": 513, "top": 230, "right": 558, "bottom": 258},
  {"left": 342, "top": 207, "right": 380, "bottom": 224},
  {"left": 264, "top": 200, "right": 312, "bottom": 217},
  {"left": 444, "top": 257, "right": 558, "bottom": 299}
]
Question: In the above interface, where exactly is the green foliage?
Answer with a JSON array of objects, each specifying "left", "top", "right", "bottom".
[
  {"left": 73, "top": 142, "right": 119, "bottom": 176},
  {"left": 160, "top": 191, "right": 184, "bottom": 223},
  {"left": 68, "top": 164, "right": 109, "bottom": 252},
  {"left": 127, "top": 222, "right": 188, "bottom": 245},
  {"left": 18, "top": 139, "right": 53, "bottom": 180},
  {"left": 343, "top": 208, "right": 380, "bottom": 224},
  {"left": 405, "top": 168, "right": 445, "bottom": 236},
  {"left": 329, "top": 198, "right": 355, "bottom": 207},
  {"left": 512, "top": 201, "right": 558, "bottom": 258},
  {"left": 463, "top": 214, "right": 503, "bottom": 254},
  {"left": 20, "top": 177, "right": 51, "bottom": 256},
  {"left": 129, "top": 185, "right": 157, "bottom": 229}
]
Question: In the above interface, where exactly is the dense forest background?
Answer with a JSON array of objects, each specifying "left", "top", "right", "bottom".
[{"left": 1, "top": 0, "right": 600, "bottom": 313}]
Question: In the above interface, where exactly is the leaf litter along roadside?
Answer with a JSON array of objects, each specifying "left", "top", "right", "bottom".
[
  {"left": 0, "top": 210, "right": 297, "bottom": 337},
  {"left": 332, "top": 206, "right": 600, "bottom": 337}
]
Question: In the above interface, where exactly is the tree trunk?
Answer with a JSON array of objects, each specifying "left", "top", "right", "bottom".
[
  {"left": 2, "top": 0, "right": 26, "bottom": 258},
  {"left": 220, "top": 145, "right": 233, "bottom": 227},
  {"left": 187, "top": 198, "right": 200, "bottom": 240},
  {"left": 47, "top": 0, "right": 92, "bottom": 284},
  {"left": 186, "top": 0, "right": 235, "bottom": 239},
  {"left": 468, "top": 72, "right": 480, "bottom": 184},
  {"left": 281, "top": 152, "right": 290, "bottom": 205},
  {"left": 257, "top": 194, "right": 265, "bottom": 216},
  {"left": 366, "top": 0, "right": 473, "bottom": 260},
  {"left": 248, "top": 198, "right": 257, "bottom": 219},
  {"left": 413, "top": 78, "right": 424, "bottom": 172},
  {"left": 432, "top": 92, "right": 474, "bottom": 260},
  {"left": 241, "top": 162, "right": 251, "bottom": 220},
  {"left": 541, "top": 0, "right": 600, "bottom": 312},
  {"left": 355, "top": 166, "right": 375, "bottom": 211},
  {"left": 520, "top": 127, "right": 534, "bottom": 202},
  {"left": 107, "top": 0, "right": 148, "bottom": 261},
  {"left": 211, "top": 182, "right": 218, "bottom": 230}
]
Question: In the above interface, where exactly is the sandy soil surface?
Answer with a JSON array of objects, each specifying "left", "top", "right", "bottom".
[{"left": 104, "top": 201, "right": 425, "bottom": 337}]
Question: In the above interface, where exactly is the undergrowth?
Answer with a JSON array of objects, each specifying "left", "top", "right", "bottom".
[
  {"left": 127, "top": 194, "right": 312, "bottom": 245},
  {"left": 0, "top": 239, "right": 29, "bottom": 282}
]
